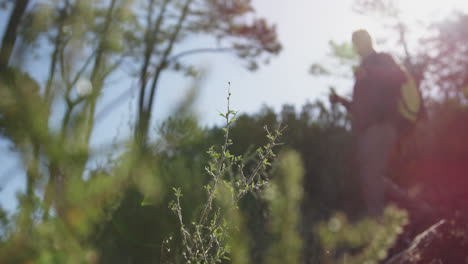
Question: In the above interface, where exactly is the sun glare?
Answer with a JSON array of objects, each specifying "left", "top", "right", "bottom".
[
  {"left": 399, "top": 0, "right": 468, "bottom": 21},
  {"left": 356, "top": 0, "right": 468, "bottom": 51}
]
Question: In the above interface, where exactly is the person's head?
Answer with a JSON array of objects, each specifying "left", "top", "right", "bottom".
[{"left": 352, "top": 29, "right": 374, "bottom": 58}]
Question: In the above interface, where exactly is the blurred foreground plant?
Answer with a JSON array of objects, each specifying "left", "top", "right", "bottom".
[{"left": 317, "top": 205, "right": 408, "bottom": 264}]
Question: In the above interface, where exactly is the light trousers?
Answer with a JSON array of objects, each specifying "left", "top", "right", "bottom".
[{"left": 356, "top": 122, "right": 397, "bottom": 217}]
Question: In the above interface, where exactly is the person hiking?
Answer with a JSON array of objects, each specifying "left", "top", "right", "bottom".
[{"left": 329, "top": 29, "right": 412, "bottom": 217}]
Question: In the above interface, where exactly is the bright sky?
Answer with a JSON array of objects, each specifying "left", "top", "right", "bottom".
[
  {"left": 399, "top": 0, "right": 468, "bottom": 20},
  {"left": 1, "top": 0, "right": 468, "bottom": 211}
]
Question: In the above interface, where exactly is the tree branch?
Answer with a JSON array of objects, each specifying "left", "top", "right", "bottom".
[
  {"left": 95, "top": 85, "right": 134, "bottom": 122},
  {"left": 68, "top": 51, "right": 96, "bottom": 92},
  {"left": 136, "top": 0, "right": 170, "bottom": 142},
  {"left": 137, "top": 0, "right": 155, "bottom": 123},
  {"left": 45, "top": 6, "right": 68, "bottom": 101},
  {"left": 141, "top": 0, "right": 194, "bottom": 142},
  {"left": 0, "top": 0, "right": 30, "bottom": 70},
  {"left": 84, "top": 0, "right": 118, "bottom": 146},
  {"left": 59, "top": 39, "right": 70, "bottom": 88},
  {"left": 167, "top": 47, "right": 236, "bottom": 63}
]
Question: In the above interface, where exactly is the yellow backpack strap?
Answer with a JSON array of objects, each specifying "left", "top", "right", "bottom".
[{"left": 397, "top": 71, "right": 421, "bottom": 123}]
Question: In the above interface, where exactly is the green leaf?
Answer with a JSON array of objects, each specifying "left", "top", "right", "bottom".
[{"left": 141, "top": 196, "right": 154, "bottom": 206}]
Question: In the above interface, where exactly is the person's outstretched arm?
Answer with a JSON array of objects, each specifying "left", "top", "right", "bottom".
[{"left": 329, "top": 94, "right": 352, "bottom": 112}]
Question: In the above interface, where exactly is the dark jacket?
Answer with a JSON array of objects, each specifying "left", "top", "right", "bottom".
[{"left": 351, "top": 52, "right": 407, "bottom": 135}]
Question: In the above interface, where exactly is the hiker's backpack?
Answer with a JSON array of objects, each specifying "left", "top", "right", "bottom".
[{"left": 395, "top": 67, "right": 425, "bottom": 133}]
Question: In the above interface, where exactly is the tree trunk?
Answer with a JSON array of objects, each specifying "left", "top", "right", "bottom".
[{"left": 0, "top": 0, "right": 30, "bottom": 69}]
